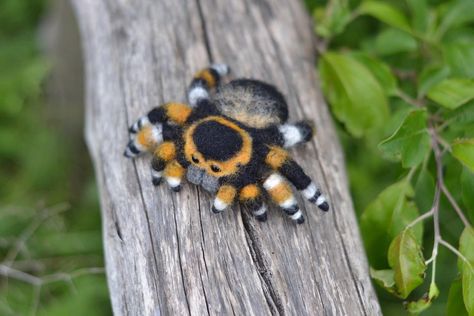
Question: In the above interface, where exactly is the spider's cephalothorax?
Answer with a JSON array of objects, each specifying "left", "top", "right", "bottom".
[{"left": 124, "top": 64, "right": 329, "bottom": 224}]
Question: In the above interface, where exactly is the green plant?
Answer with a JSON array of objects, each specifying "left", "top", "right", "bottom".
[
  {"left": 308, "top": 0, "right": 474, "bottom": 314},
  {"left": 0, "top": 0, "right": 111, "bottom": 314}
]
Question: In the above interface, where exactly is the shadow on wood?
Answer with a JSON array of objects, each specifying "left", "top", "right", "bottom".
[{"left": 70, "top": 0, "right": 381, "bottom": 315}]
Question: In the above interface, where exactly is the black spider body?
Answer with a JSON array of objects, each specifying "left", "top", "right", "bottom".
[{"left": 125, "top": 64, "right": 329, "bottom": 223}]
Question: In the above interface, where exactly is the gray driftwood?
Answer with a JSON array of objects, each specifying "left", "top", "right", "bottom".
[{"left": 71, "top": 0, "right": 381, "bottom": 315}]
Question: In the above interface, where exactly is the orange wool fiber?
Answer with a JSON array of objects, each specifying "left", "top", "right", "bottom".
[
  {"left": 217, "top": 185, "right": 237, "bottom": 203},
  {"left": 156, "top": 142, "right": 176, "bottom": 161},
  {"left": 240, "top": 184, "right": 260, "bottom": 200},
  {"left": 166, "top": 103, "right": 192, "bottom": 125},
  {"left": 268, "top": 182, "right": 293, "bottom": 204},
  {"left": 265, "top": 146, "right": 288, "bottom": 169}
]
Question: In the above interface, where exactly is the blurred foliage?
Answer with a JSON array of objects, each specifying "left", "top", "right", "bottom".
[
  {"left": 306, "top": 0, "right": 474, "bottom": 314},
  {"left": 0, "top": 0, "right": 111, "bottom": 315}
]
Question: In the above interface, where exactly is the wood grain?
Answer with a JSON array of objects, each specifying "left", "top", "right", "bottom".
[{"left": 70, "top": 0, "right": 381, "bottom": 314}]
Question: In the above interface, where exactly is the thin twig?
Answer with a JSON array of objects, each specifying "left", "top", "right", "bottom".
[
  {"left": 3, "top": 203, "right": 69, "bottom": 266},
  {"left": 441, "top": 184, "right": 471, "bottom": 228},
  {"left": 0, "top": 264, "right": 42, "bottom": 286},
  {"left": 439, "top": 239, "right": 473, "bottom": 271},
  {"left": 406, "top": 208, "right": 434, "bottom": 229},
  {"left": 395, "top": 89, "right": 425, "bottom": 108},
  {"left": 428, "top": 125, "right": 443, "bottom": 283},
  {"left": 0, "top": 264, "right": 104, "bottom": 286}
]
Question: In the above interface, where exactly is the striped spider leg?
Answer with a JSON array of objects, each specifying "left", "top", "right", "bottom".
[
  {"left": 239, "top": 184, "right": 267, "bottom": 221},
  {"left": 262, "top": 172, "right": 304, "bottom": 224},
  {"left": 264, "top": 145, "right": 329, "bottom": 212},
  {"left": 211, "top": 182, "right": 268, "bottom": 222},
  {"left": 124, "top": 102, "right": 192, "bottom": 158}
]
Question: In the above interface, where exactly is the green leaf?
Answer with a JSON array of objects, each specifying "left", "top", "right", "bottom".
[
  {"left": 379, "top": 109, "right": 431, "bottom": 168},
  {"left": 406, "top": 0, "right": 428, "bottom": 33},
  {"left": 314, "top": 0, "right": 352, "bottom": 38},
  {"left": 427, "top": 78, "right": 474, "bottom": 110},
  {"left": 443, "top": 42, "right": 474, "bottom": 79},
  {"left": 448, "top": 101, "right": 474, "bottom": 126},
  {"left": 436, "top": 0, "right": 474, "bottom": 39},
  {"left": 461, "top": 168, "right": 474, "bottom": 223},
  {"left": 358, "top": 1, "right": 412, "bottom": 33},
  {"left": 459, "top": 227, "right": 474, "bottom": 315},
  {"left": 447, "top": 278, "right": 469, "bottom": 316},
  {"left": 417, "top": 65, "right": 451, "bottom": 99},
  {"left": 406, "top": 282, "right": 439, "bottom": 314},
  {"left": 388, "top": 229, "right": 426, "bottom": 298},
  {"left": 452, "top": 138, "right": 474, "bottom": 172},
  {"left": 370, "top": 268, "right": 398, "bottom": 295},
  {"left": 360, "top": 180, "right": 423, "bottom": 268},
  {"left": 373, "top": 28, "right": 418, "bottom": 56},
  {"left": 415, "top": 168, "right": 435, "bottom": 213},
  {"left": 351, "top": 52, "right": 398, "bottom": 96},
  {"left": 319, "top": 52, "right": 389, "bottom": 137}
]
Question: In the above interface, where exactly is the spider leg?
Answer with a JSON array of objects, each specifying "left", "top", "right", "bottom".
[
  {"left": 278, "top": 120, "right": 314, "bottom": 148},
  {"left": 187, "top": 64, "right": 230, "bottom": 107},
  {"left": 163, "top": 160, "right": 186, "bottom": 192},
  {"left": 129, "top": 102, "right": 192, "bottom": 134},
  {"left": 211, "top": 184, "right": 237, "bottom": 214},
  {"left": 265, "top": 146, "right": 329, "bottom": 212},
  {"left": 263, "top": 173, "right": 304, "bottom": 224},
  {"left": 239, "top": 184, "right": 267, "bottom": 222},
  {"left": 150, "top": 141, "right": 177, "bottom": 186},
  {"left": 125, "top": 103, "right": 192, "bottom": 158},
  {"left": 124, "top": 123, "right": 163, "bottom": 158},
  {"left": 257, "top": 120, "right": 313, "bottom": 149}
]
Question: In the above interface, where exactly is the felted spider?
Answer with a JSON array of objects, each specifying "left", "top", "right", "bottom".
[{"left": 124, "top": 64, "right": 329, "bottom": 224}]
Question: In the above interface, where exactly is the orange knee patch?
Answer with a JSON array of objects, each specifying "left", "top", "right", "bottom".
[
  {"left": 217, "top": 185, "right": 237, "bottom": 204},
  {"left": 268, "top": 182, "right": 293, "bottom": 204},
  {"left": 265, "top": 146, "right": 288, "bottom": 169},
  {"left": 165, "top": 103, "right": 192, "bottom": 125},
  {"left": 164, "top": 160, "right": 185, "bottom": 178},
  {"left": 240, "top": 184, "right": 260, "bottom": 201},
  {"left": 195, "top": 69, "right": 217, "bottom": 88},
  {"left": 155, "top": 142, "right": 176, "bottom": 161},
  {"left": 137, "top": 126, "right": 157, "bottom": 149}
]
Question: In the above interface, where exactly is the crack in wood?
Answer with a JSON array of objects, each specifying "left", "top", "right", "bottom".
[
  {"left": 241, "top": 210, "right": 284, "bottom": 315},
  {"left": 170, "top": 197, "right": 192, "bottom": 315},
  {"left": 195, "top": 188, "right": 211, "bottom": 315}
]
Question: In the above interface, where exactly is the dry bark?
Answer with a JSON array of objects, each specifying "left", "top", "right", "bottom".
[{"left": 70, "top": 0, "right": 381, "bottom": 315}]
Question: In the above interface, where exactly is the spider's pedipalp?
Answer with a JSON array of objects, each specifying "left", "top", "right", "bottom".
[
  {"left": 239, "top": 184, "right": 267, "bottom": 221},
  {"left": 278, "top": 121, "right": 314, "bottom": 148},
  {"left": 263, "top": 173, "right": 304, "bottom": 224},
  {"left": 164, "top": 160, "right": 185, "bottom": 192},
  {"left": 212, "top": 185, "right": 237, "bottom": 213}
]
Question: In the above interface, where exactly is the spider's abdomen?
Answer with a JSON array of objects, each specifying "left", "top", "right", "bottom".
[{"left": 214, "top": 79, "right": 288, "bottom": 128}]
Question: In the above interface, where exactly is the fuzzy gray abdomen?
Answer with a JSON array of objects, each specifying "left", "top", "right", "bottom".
[{"left": 214, "top": 79, "right": 288, "bottom": 128}]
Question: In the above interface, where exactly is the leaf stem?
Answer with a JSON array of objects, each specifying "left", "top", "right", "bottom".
[
  {"left": 406, "top": 208, "right": 434, "bottom": 229},
  {"left": 395, "top": 89, "right": 425, "bottom": 108},
  {"left": 441, "top": 184, "right": 471, "bottom": 228},
  {"left": 438, "top": 239, "right": 473, "bottom": 271}
]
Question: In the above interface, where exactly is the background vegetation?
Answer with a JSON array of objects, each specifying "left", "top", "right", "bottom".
[
  {"left": 306, "top": 0, "right": 474, "bottom": 314},
  {"left": 1, "top": 0, "right": 472, "bottom": 315},
  {"left": 0, "top": 0, "right": 111, "bottom": 314}
]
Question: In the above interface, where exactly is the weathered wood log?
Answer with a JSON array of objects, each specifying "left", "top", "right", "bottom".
[{"left": 71, "top": 0, "right": 381, "bottom": 315}]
